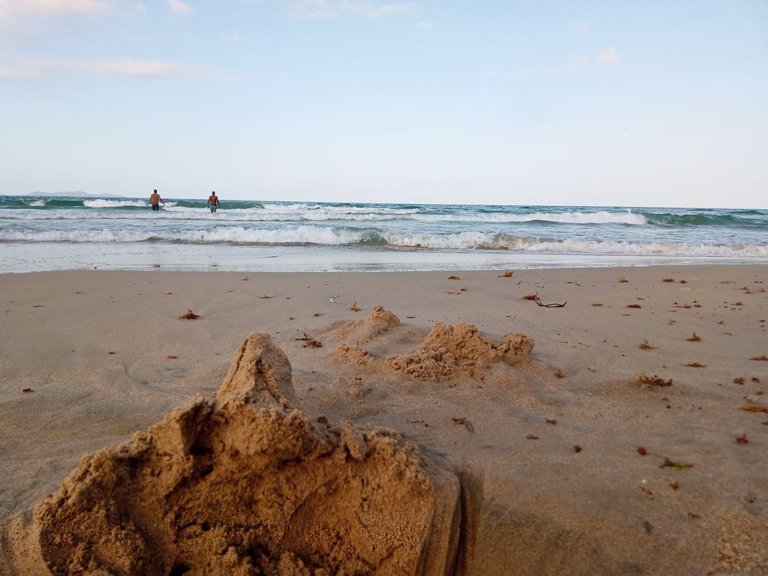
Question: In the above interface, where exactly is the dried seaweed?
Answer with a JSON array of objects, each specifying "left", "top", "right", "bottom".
[
  {"left": 742, "top": 400, "right": 768, "bottom": 414},
  {"left": 660, "top": 457, "right": 694, "bottom": 470},
  {"left": 451, "top": 417, "right": 474, "bottom": 432},
  {"left": 295, "top": 334, "right": 323, "bottom": 348},
  {"left": 533, "top": 296, "right": 566, "bottom": 308},
  {"left": 636, "top": 373, "right": 673, "bottom": 387},
  {"left": 178, "top": 309, "right": 200, "bottom": 320}
]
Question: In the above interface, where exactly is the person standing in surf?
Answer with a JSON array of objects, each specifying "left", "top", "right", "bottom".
[
  {"left": 207, "top": 191, "right": 220, "bottom": 213},
  {"left": 150, "top": 189, "right": 163, "bottom": 211}
]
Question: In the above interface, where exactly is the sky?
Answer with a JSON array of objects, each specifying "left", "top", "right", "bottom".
[{"left": 0, "top": 0, "right": 766, "bottom": 208}]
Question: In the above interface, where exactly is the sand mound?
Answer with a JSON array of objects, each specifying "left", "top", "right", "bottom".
[
  {"left": 332, "top": 305, "right": 401, "bottom": 345},
  {"left": 334, "top": 343, "right": 375, "bottom": 366},
  {"left": 29, "top": 334, "right": 460, "bottom": 575},
  {"left": 386, "top": 323, "right": 534, "bottom": 381}
]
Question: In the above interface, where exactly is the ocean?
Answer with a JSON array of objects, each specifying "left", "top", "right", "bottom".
[{"left": 1, "top": 195, "right": 766, "bottom": 273}]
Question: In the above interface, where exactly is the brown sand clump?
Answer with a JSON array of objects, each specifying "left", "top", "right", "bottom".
[
  {"left": 334, "top": 343, "right": 376, "bottom": 366},
  {"left": 30, "top": 333, "right": 460, "bottom": 576},
  {"left": 333, "top": 305, "right": 401, "bottom": 345},
  {"left": 386, "top": 322, "right": 534, "bottom": 381}
]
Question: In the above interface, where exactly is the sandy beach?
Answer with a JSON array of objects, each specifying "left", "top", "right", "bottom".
[{"left": 1, "top": 265, "right": 766, "bottom": 575}]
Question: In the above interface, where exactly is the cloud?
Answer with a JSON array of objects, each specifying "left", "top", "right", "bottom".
[
  {"left": 571, "top": 20, "right": 590, "bottom": 33},
  {"left": 0, "top": 0, "right": 112, "bottom": 20},
  {"left": 0, "top": 0, "right": 113, "bottom": 27},
  {"left": 0, "top": 57, "right": 197, "bottom": 79},
  {"left": 598, "top": 47, "right": 621, "bottom": 66},
  {"left": 494, "top": 48, "right": 621, "bottom": 78},
  {"left": 0, "top": 0, "right": 146, "bottom": 33},
  {"left": 167, "top": 0, "right": 192, "bottom": 16},
  {"left": 287, "top": 0, "right": 417, "bottom": 19}
]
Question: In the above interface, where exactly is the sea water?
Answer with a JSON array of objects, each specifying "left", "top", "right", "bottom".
[{"left": 1, "top": 195, "right": 766, "bottom": 273}]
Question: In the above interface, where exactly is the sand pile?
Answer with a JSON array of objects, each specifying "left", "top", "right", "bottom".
[
  {"left": 386, "top": 322, "right": 534, "bottom": 381},
  {"left": 333, "top": 307, "right": 535, "bottom": 382},
  {"left": 331, "top": 305, "right": 401, "bottom": 346},
  {"left": 24, "top": 334, "right": 461, "bottom": 575}
]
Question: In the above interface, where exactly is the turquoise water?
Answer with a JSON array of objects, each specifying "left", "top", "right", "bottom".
[{"left": 1, "top": 195, "right": 766, "bottom": 272}]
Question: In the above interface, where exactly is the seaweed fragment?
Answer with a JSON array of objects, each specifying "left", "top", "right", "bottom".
[
  {"left": 451, "top": 417, "right": 475, "bottom": 432},
  {"left": 533, "top": 296, "right": 567, "bottom": 308},
  {"left": 660, "top": 457, "right": 694, "bottom": 470},
  {"left": 296, "top": 333, "right": 323, "bottom": 348},
  {"left": 636, "top": 373, "right": 673, "bottom": 387},
  {"left": 742, "top": 400, "right": 768, "bottom": 414}
]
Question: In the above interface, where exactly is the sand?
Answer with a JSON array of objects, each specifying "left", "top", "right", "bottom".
[{"left": 0, "top": 266, "right": 766, "bottom": 575}]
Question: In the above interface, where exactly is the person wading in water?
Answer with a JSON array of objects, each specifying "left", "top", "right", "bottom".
[
  {"left": 150, "top": 189, "right": 163, "bottom": 211},
  {"left": 207, "top": 191, "right": 220, "bottom": 213}
]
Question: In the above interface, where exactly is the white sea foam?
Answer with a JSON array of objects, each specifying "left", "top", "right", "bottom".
[
  {"left": 3, "top": 226, "right": 767, "bottom": 258},
  {"left": 411, "top": 210, "right": 647, "bottom": 225},
  {"left": 173, "top": 226, "right": 358, "bottom": 245},
  {"left": 83, "top": 199, "right": 149, "bottom": 209},
  {"left": 0, "top": 229, "right": 152, "bottom": 242}
]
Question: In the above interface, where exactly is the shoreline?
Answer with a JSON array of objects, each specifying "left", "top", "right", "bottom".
[
  {"left": 2, "top": 264, "right": 767, "bottom": 574},
  {"left": 2, "top": 240, "right": 766, "bottom": 274}
]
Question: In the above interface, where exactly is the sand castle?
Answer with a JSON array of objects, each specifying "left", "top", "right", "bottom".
[{"left": 21, "top": 332, "right": 461, "bottom": 575}]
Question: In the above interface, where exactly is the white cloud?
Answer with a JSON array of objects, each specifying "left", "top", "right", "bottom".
[
  {"left": 167, "top": 0, "right": 192, "bottom": 16},
  {"left": 598, "top": 47, "right": 621, "bottom": 66},
  {"left": 571, "top": 19, "right": 590, "bottom": 33},
  {"left": 287, "top": 0, "right": 417, "bottom": 19},
  {"left": 0, "top": 0, "right": 112, "bottom": 19},
  {"left": 497, "top": 48, "right": 621, "bottom": 78},
  {"left": 0, "top": 57, "right": 196, "bottom": 79},
  {"left": 80, "top": 58, "right": 193, "bottom": 76}
]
